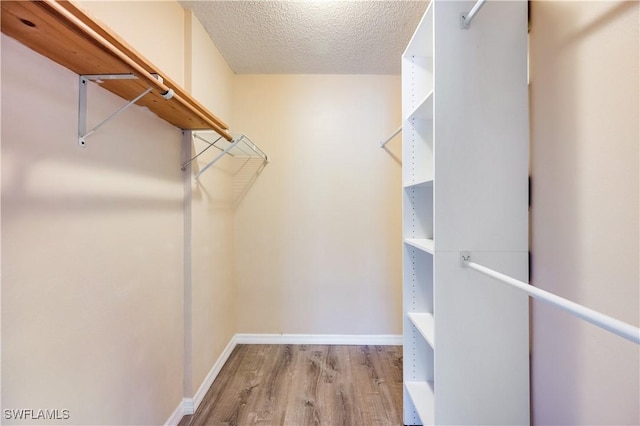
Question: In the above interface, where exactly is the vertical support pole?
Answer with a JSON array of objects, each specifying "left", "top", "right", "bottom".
[
  {"left": 78, "top": 76, "right": 88, "bottom": 147},
  {"left": 182, "top": 130, "right": 193, "bottom": 409}
]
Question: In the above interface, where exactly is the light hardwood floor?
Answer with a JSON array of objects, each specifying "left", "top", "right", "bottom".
[{"left": 179, "top": 344, "right": 403, "bottom": 426}]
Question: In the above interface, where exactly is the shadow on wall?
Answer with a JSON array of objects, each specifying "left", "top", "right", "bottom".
[
  {"left": 232, "top": 156, "right": 268, "bottom": 208},
  {"left": 555, "top": 1, "right": 638, "bottom": 50},
  {"left": 382, "top": 145, "right": 402, "bottom": 166},
  {"left": 380, "top": 127, "right": 402, "bottom": 166},
  {"left": 1, "top": 34, "right": 185, "bottom": 218},
  {"left": 1, "top": 132, "right": 184, "bottom": 215}
]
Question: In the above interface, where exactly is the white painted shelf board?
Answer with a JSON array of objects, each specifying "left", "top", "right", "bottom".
[
  {"left": 403, "top": 179, "right": 434, "bottom": 189},
  {"left": 407, "top": 91, "right": 434, "bottom": 121},
  {"left": 404, "top": 238, "right": 435, "bottom": 254},
  {"left": 406, "top": 381, "right": 435, "bottom": 425},
  {"left": 408, "top": 312, "right": 435, "bottom": 349}
]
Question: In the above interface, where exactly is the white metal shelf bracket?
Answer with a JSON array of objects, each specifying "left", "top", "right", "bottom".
[
  {"left": 460, "top": 0, "right": 487, "bottom": 29},
  {"left": 194, "top": 135, "right": 245, "bottom": 180},
  {"left": 187, "top": 133, "right": 268, "bottom": 180},
  {"left": 78, "top": 73, "right": 163, "bottom": 147},
  {"left": 181, "top": 133, "right": 223, "bottom": 171}
]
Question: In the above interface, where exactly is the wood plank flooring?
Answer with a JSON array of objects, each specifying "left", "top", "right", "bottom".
[{"left": 179, "top": 344, "right": 403, "bottom": 426}]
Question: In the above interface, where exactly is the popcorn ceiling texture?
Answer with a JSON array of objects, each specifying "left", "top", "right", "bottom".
[{"left": 180, "top": 1, "right": 428, "bottom": 74}]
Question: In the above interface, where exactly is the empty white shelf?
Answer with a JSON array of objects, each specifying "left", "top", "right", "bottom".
[
  {"left": 404, "top": 238, "right": 434, "bottom": 254},
  {"left": 408, "top": 312, "right": 435, "bottom": 349},
  {"left": 406, "top": 381, "right": 435, "bottom": 425},
  {"left": 403, "top": 178, "right": 434, "bottom": 189},
  {"left": 407, "top": 91, "right": 434, "bottom": 121}
]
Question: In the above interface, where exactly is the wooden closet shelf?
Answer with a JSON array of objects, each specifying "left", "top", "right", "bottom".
[{"left": 1, "top": 0, "right": 232, "bottom": 140}]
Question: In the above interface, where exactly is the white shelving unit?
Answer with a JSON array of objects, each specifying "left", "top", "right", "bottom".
[{"left": 401, "top": 1, "right": 530, "bottom": 424}]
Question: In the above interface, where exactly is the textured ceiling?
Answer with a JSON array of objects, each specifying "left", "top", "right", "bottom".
[{"left": 179, "top": 1, "right": 428, "bottom": 74}]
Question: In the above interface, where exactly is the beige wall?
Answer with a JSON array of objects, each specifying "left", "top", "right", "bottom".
[
  {"left": 530, "top": 1, "right": 639, "bottom": 424},
  {"left": 232, "top": 74, "right": 403, "bottom": 335},
  {"left": 1, "top": 1, "right": 238, "bottom": 424},
  {"left": 78, "top": 1, "right": 186, "bottom": 87},
  {"left": 81, "top": 0, "right": 238, "bottom": 405},
  {"left": 185, "top": 12, "right": 234, "bottom": 121},
  {"left": 2, "top": 2, "right": 404, "bottom": 423},
  {"left": 183, "top": 10, "right": 236, "bottom": 397},
  {"left": 1, "top": 33, "right": 184, "bottom": 424}
]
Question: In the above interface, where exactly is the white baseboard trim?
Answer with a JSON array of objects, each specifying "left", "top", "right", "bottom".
[
  {"left": 165, "top": 335, "right": 237, "bottom": 424},
  {"left": 164, "top": 399, "right": 186, "bottom": 426},
  {"left": 182, "top": 398, "right": 194, "bottom": 416},
  {"left": 184, "top": 335, "right": 238, "bottom": 415},
  {"left": 235, "top": 333, "right": 402, "bottom": 345}
]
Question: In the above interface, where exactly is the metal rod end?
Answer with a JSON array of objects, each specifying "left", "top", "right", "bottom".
[
  {"left": 460, "top": 13, "right": 471, "bottom": 29},
  {"left": 161, "top": 88, "right": 175, "bottom": 100}
]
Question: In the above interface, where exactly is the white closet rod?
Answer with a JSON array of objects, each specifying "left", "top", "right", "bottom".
[
  {"left": 461, "top": 0, "right": 487, "bottom": 28},
  {"left": 380, "top": 126, "right": 402, "bottom": 148},
  {"left": 462, "top": 256, "right": 640, "bottom": 345}
]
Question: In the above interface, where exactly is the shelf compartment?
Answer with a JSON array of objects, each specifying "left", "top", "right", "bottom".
[
  {"left": 404, "top": 238, "right": 434, "bottom": 255},
  {"left": 402, "top": 117, "right": 433, "bottom": 185},
  {"left": 402, "top": 56, "right": 433, "bottom": 118},
  {"left": 406, "top": 381, "right": 435, "bottom": 425},
  {"left": 402, "top": 0, "right": 433, "bottom": 121},
  {"left": 407, "top": 91, "right": 434, "bottom": 122},
  {"left": 403, "top": 186, "right": 433, "bottom": 240},
  {"left": 408, "top": 312, "right": 435, "bottom": 348},
  {"left": 403, "top": 244, "right": 433, "bottom": 315},
  {"left": 403, "top": 0, "right": 434, "bottom": 58}
]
